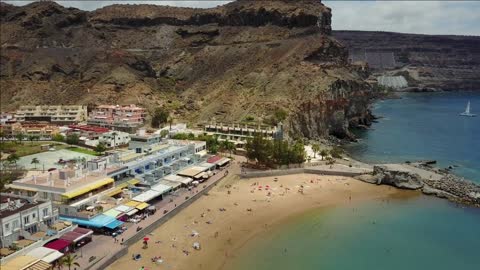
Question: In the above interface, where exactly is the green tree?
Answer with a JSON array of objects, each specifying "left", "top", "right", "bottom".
[
  {"left": 320, "top": 149, "right": 329, "bottom": 161},
  {"left": 15, "top": 133, "right": 24, "bottom": 144},
  {"left": 66, "top": 134, "right": 79, "bottom": 145},
  {"left": 151, "top": 107, "right": 169, "bottom": 128},
  {"left": 220, "top": 140, "right": 235, "bottom": 157},
  {"left": 60, "top": 254, "right": 80, "bottom": 270},
  {"left": 160, "top": 129, "right": 169, "bottom": 138},
  {"left": 6, "top": 153, "right": 19, "bottom": 168},
  {"left": 273, "top": 108, "right": 287, "bottom": 123},
  {"left": 206, "top": 135, "right": 220, "bottom": 154},
  {"left": 311, "top": 143, "right": 321, "bottom": 158},
  {"left": 52, "top": 133, "right": 65, "bottom": 142},
  {"left": 28, "top": 135, "right": 35, "bottom": 145},
  {"left": 31, "top": 157, "right": 40, "bottom": 169},
  {"left": 95, "top": 142, "right": 107, "bottom": 155},
  {"left": 329, "top": 146, "right": 344, "bottom": 159},
  {"left": 245, "top": 134, "right": 272, "bottom": 165}
]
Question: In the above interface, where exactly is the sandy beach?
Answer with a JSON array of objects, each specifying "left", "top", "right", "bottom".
[{"left": 107, "top": 173, "right": 417, "bottom": 270}]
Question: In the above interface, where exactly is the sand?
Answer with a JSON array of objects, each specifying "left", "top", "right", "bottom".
[{"left": 107, "top": 173, "right": 415, "bottom": 270}]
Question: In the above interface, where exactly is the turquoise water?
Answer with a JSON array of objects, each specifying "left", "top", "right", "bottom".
[
  {"left": 228, "top": 196, "right": 480, "bottom": 270},
  {"left": 228, "top": 92, "right": 480, "bottom": 270},
  {"left": 346, "top": 91, "right": 480, "bottom": 182}
]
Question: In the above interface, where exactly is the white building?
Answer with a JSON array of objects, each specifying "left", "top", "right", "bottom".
[
  {"left": 84, "top": 131, "right": 131, "bottom": 148},
  {"left": 0, "top": 195, "right": 57, "bottom": 248}
]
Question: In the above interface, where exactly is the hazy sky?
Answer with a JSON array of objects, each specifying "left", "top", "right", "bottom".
[{"left": 4, "top": 1, "right": 480, "bottom": 35}]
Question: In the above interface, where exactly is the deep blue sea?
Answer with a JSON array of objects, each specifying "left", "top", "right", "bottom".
[
  {"left": 346, "top": 91, "right": 480, "bottom": 182},
  {"left": 228, "top": 92, "right": 480, "bottom": 270}
]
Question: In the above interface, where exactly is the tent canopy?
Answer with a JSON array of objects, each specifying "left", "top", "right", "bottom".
[
  {"left": 73, "top": 227, "right": 93, "bottom": 236},
  {"left": 2, "top": 256, "right": 38, "bottom": 270},
  {"left": 151, "top": 183, "right": 172, "bottom": 194},
  {"left": 158, "top": 180, "right": 182, "bottom": 189},
  {"left": 61, "top": 178, "right": 114, "bottom": 200},
  {"left": 132, "top": 190, "right": 162, "bottom": 202},
  {"left": 177, "top": 166, "right": 208, "bottom": 178},
  {"left": 104, "top": 219, "right": 124, "bottom": 230},
  {"left": 41, "top": 251, "right": 63, "bottom": 263},
  {"left": 44, "top": 239, "right": 71, "bottom": 251},
  {"left": 60, "top": 231, "right": 85, "bottom": 242},
  {"left": 114, "top": 205, "right": 133, "bottom": 213},
  {"left": 163, "top": 174, "right": 193, "bottom": 185},
  {"left": 103, "top": 209, "right": 121, "bottom": 217},
  {"left": 60, "top": 214, "right": 117, "bottom": 228}
]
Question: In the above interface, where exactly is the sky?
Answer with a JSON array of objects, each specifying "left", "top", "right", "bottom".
[{"left": 3, "top": 0, "right": 480, "bottom": 36}]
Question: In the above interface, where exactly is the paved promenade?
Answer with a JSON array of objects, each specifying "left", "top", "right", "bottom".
[{"left": 74, "top": 165, "right": 232, "bottom": 270}]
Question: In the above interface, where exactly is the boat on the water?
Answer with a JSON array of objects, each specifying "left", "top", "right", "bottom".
[{"left": 460, "top": 101, "right": 476, "bottom": 117}]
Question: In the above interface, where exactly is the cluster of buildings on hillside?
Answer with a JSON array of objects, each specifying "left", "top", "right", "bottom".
[
  {"left": 0, "top": 129, "right": 233, "bottom": 269},
  {"left": 1, "top": 104, "right": 147, "bottom": 148}
]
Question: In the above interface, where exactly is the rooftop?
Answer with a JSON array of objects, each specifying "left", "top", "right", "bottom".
[
  {"left": 11, "top": 169, "right": 112, "bottom": 193},
  {"left": 0, "top": 195, "right": 42, "bottom": 219}
]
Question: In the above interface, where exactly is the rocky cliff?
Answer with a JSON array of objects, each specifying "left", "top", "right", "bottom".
[
  {"left": 334, "top": 31, "right": 480, "bottom": 91},
  {"left": 0, "top": 0, "right": 373, "bottom": 139}
]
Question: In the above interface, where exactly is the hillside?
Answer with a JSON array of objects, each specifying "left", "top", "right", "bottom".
[
  {"left": 333, "top": 31, "right": 480, "bottom": 91},
  {"left": 1, "top": 0, "right": 376, "bottom": 140}
]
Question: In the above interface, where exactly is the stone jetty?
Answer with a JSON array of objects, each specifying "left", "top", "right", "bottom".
[{"left": 355, "top": 163, "right": 480, "bottom": 207}]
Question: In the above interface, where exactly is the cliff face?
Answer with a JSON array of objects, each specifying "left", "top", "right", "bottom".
[
  {"left": 334, "top": 31, "right": 480, "bottom": 91},
  {"left": 0, "top": 0, "right": 372, "bottom": 139}
]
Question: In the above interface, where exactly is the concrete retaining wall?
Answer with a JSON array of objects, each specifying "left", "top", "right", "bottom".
[{"left": 241, "top": 168, "right": 367, "bottom": 179}]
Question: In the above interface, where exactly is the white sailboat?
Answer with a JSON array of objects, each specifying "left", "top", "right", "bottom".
[{"left": 460, "top": 101, "right": 476, "bottom": 117}]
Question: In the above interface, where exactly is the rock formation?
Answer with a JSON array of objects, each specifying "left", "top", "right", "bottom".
[
  {"left": 334, "top": 31, "right": 480, "bottom": 91},
  {"left": 1, "top": 0, "right": 374, "bottom": 139}
]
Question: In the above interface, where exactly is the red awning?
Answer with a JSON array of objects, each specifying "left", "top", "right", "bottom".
[
  {"left": 44, "top": 239, "right": 71, "bottom": 251},
  {"left": 60, "top": 232, "right": 85, "bottom": 242},
  {"left": 207, "top": 155, "right": 222, "bottom": 164},
  {"left": 73, "top": 227, "right": 93, "bottom": 235}
]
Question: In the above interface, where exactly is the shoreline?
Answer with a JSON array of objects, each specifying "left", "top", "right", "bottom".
[{"left": 107, "top": 172, "right": 415, "bottom": 270}]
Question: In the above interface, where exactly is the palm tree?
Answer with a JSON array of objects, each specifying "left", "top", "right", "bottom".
[
  {"left": 6, "top": 153, "right": 19, "bottom": 170},
  {"left": 311, "top": 143, "right": 320, "bottom": 158},
  {"left": 31, "top": 158, "right": 40, "bottom": 169},
  {"left": 320, "top": 150, "right": 328, "bottom": 161},
  {"left": 60, "top": 254, "right": 80, "bottom": 270}
]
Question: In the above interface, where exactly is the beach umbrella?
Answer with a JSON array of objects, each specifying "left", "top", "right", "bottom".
[{"left": 143, "top": 237, "right": 149, "bottom": 241}]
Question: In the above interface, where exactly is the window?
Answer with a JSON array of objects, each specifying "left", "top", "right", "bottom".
[
  {"left": 43, "top": 208, "right": 49, "bottom": 217},
  {"left": 13, "top": 220, "right": 19, "bottom": 229},
  {"left": 24, "top": 216, "right": 30, "bottom": 225},
  {"left": 32, "top": 213, "right": 36, "bottom": 219},
  {"left": 4, "top": 223, "right": 9, "bottom": 231}
]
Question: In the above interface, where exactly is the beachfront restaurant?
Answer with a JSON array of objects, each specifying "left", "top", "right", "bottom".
[
  {"left": 207, "top": 155, "right": 231, "bottom": 168},
  {"left": 177, "top": 166, "right": 212, "bottom": 182},
  {"left": 59, "top": 214, "right": 124, "bottom": 233},
  {"left": 162, "top": 174, "right": 194, "bottom": 187}
]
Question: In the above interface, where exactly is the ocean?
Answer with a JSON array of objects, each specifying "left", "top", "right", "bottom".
[
  {"left": 227, "top": 92, "right": 480, "bottom": 270},
  {"left": 228, "top": 196, "right": 480, "bottom": 270},
  {"left": 346, "top": 91, "right": 480, "bottom": 182}
]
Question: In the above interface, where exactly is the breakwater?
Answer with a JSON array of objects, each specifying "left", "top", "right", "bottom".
[{"left": 356, "top": 164, "right": 480, "bottom": 207}]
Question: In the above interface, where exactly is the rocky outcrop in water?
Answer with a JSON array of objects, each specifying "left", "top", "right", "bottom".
[
  {"left": 356, "top": 164, "right": 480, "bottom": 207},
  {"left": 369, "top": 165, "right": 424, "bottom": 190}
]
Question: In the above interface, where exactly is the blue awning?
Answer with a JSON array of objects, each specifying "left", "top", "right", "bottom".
[
  {"left": 104, "top": 219, "right": 124, "bottom": 230},
  {"left": 60, "top": 214, "right": 117, "bottom": 228}
]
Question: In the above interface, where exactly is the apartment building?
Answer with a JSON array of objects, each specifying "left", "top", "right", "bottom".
[
  {"left": 204, "top": 122, "right": 284, "bottom": 148},
  {"left": 0, "top": 195, "right": 57, "bottom": 248},
  {"left": 15, "top": 105, "right": 87, "bottom": 125},
  {"left": 84, "top": 131, "right": 131, "bottom": 148},
  {"left": 88, "top": 104, "right": 146, "bottom": 132},
  {"left": 0, "top": 122, "right": 60, "bottom": 139}
]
